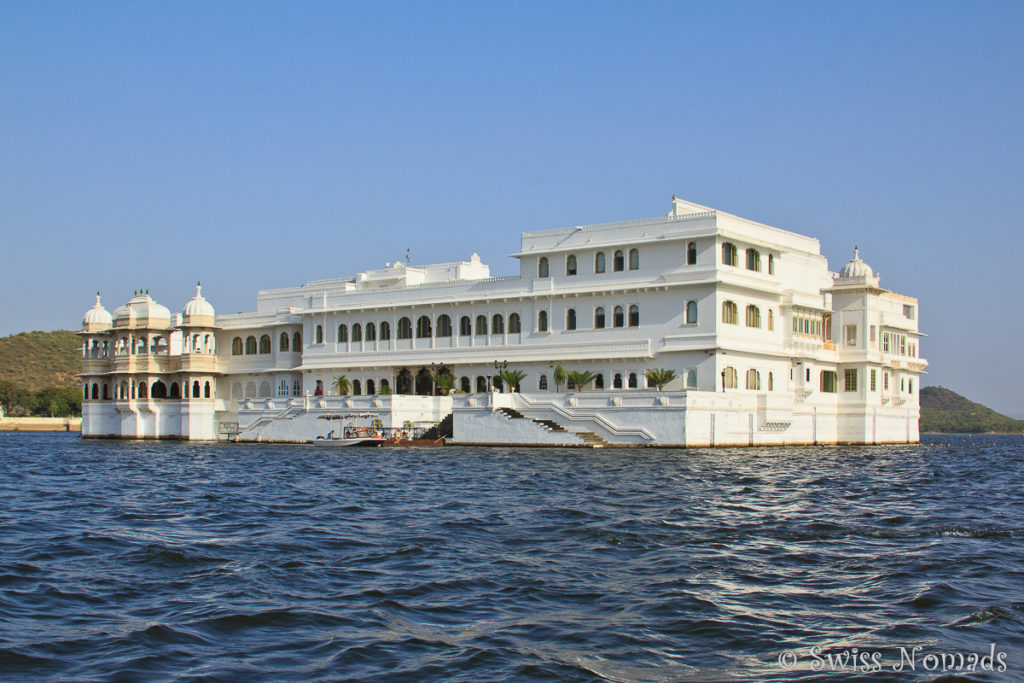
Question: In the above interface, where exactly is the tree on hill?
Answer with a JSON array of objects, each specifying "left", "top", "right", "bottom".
[
  {"left": 0, "top": 330, "right": 82, "bottom": 391},
  {"left": 920, "top": 386, "right": 1024, "bottom": 433}
]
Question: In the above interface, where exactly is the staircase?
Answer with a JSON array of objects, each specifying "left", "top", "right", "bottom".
[
  {"left": 497, "top": 407, "right": 606, "bottom": 446},
  {"left": 420, "top": 413, "right": 454, "bottom": 441}
]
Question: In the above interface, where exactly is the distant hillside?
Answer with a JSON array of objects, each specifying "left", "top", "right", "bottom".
[
  {"left": 0, "top": 330, "right": 81, "bottom": 391},
  {"left": 920, "top": 386, "right": 1024, "bottom": 433}
]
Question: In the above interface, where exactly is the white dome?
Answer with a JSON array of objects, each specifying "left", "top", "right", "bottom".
[
  {"left": 183, "top": 283, "right": 215, "bottom": 320},
  {"left": 839, "top": 247, "right": 874, "bottom": 279},
  {"left": 82, "top": 293, "right": 112, "bottom": 329},
  {"left": 113, "top": 291, "right": 170, "bottom": 327}
]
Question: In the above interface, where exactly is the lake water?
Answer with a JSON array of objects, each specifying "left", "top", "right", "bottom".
[{"left": 1, "top": 433, "right": 1022, "bottom": 681}]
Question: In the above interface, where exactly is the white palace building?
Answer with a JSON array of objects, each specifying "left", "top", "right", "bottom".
[{"left": 78, "top": 197, "right": 926, "bottom": 446}]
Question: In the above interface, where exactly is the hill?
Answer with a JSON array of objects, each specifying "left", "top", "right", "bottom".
[
  {"left": 0, "top": 330, "right": 81, "bottom": 391},
  {"left": 920, "top": 386, "right": 1024, "bottom": 433}
]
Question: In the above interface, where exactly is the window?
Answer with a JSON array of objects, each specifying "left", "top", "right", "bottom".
[
  {"left": 416, "top": 316, "right": 432, "bottom": 338},
  {"left": 259, "top": 335, "right": 271, "bottom": 354},
  {"left": 909, "top": 379, "right": 914, "bottom": 394},
  {"left": 845, "top": 324, "right": 857, "bottom": 346},
  {"left": 882, "top": 333, "right": 890, "bottom": 353},
  {"left": 566, "top": 308, "right": 577, "bottom": 330},
  {"left": 746, "top": 248, "right": 761, "bottom": 272},
  {"left": 475, "top": 315, "right": 487, "bottom": 335},
  {"left": 353, "top": 380, "right": 361, "bottom": 396},
  {"left": 613, "top": 373, "right": 623, "bottom": 389},
  {"left": 279, "top": 332, "right": 289, "bottom": 352},
  {"left": 595, "top": 374, "right": 604, "bottom": 389},
  {"left": 614, "top": 305, "right": 624, "bottom": 327},
  {"left": 768, "top": 310, "right": 774, "bottom": 331},
  {"left": 460, "top": 377, "right": 470, "bottom": 393},
  {"left": 686, "top": 369, "right": 697, "bottom": 388},
  {"left": 352, "top": 323, "right": 362, "bottom": 342},
  {"left": 595, "top": 306, "right": 605, "bottom": 329},
  {"left": 539, "top": 375, "right": 548, "bottom": 390},
  {"left": 870, "top": 369, "right": 877, "bottom": 391},
  {"left": 629, "top": 248, "right": 639, "bottom": 270},
  {"left": 379, "top": 322, "right": 390, "bottom": 340},
  {"left": 397, "top": 317, "right": 412, "bottom": 340},
  {"left": 629, "top": 304, "right": 639, "bottom": 327},
  {"left": 246, "top": 336, "right": 257, "bottom": 354},
  {"left": 278, "top": 380, "right": 289, "bottom": 397},
  {"left": 768, "top": 253, "right": 775, "bottom": 275},
  {"left": 844, "top": 369, "right": 858, "bottom": 392},
  {"left": 768, "top": 372, "right": 773, "bottom": 391},
  {"left": 899, "top": 336, "right": 906, "bottom": 355},
  {"left": 293, "top": 331, "right": 302, "bottom": 349},
  {"left": 746, "top": 369, "right": 760, "bottom": 390},
  {"left": 687, "top": 242, "right": 697, "bottom": 265},
  {"left": 723, "top": 366, "right": 738, "bottom": 389},
  {"left": 338, "top": 324, "right": 348, "bottom": 343},
  {"left": 595, "top": 252, "right": 606, "bottom": 273},
  {"left": 722, "top": 242, "right": 737, "bottom": 266},
  {"left": 614, "top": 250, "right": 624, "bottom": 271},
  {"left": 821, "top": 370, "right": 837, "bottom": 393},
  {"left": 459, "top": 315, "right": 471, "bottom": 336},
  {"left": 367, "top": 379, "right": 375, "bottom": 395},
  {"left": 903, "top": 304, "right": 915, "bottom": 320},
  {"left": 745, "top": 305, "right": 761, "bottom": 328},
  {"left": 509, "top": 313, "right": 521, "bottom": 333},
  {"left": 492, "top": 314, "right": 504, "bottom": 334},
  {"left": 380, "top": 379, "right": 390, "bottom": 393},
  {"left": 686, "top": 301, "right": 698, "bottom": 324},
  {"left": 437, "top": 315, "right": 452, "bottom": 337},
  {"left": 722, "top": 301, "right": 738, "bottom": 325},
  {"left": 870, "top": 325, "right": 876, "bottom": 344},
  {"left": 628, "top": 372, "right": 638, "bottom": 388},
  {"left": 293, "top": 380, "right": 301, "bottom": 396},
  {"left": 566, "top": 254, "right": 577, "bottom": 276},
  {"left": 538, "top": 257, "right": 549, "bottom": 278},
  {"left": 315, "top": 325, "right": 323, "bottom": 344},
  {"left": 366, "top": 322, "right": 377, "bottom": 341},
  {"left": 538, "top": 310, "right": 548, "bottom": 332},
  {"left": 232, "top": 337, "right": 243, "bottom": 355}
]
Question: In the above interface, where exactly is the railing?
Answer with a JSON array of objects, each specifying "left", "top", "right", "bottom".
[
  {"left": 521, "top": 210, "right": 716, "bottom": 239},
  {"left": 513, "top": 393, "right": 656, "bottom": 441}
]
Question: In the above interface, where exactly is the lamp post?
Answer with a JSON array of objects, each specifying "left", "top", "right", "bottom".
[{"left": 493, "top": 359, "right": 507, "bottom": 392}]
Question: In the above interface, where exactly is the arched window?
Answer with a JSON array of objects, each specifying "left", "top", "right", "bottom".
[
  {"left": 366, "top": 322, "right": 376, "bottom": 341},
  {"left": 724, "top": 367, "right": 738, "bottom": 389},
  {"left": 746, "top": 305, "right": 761, "bottom": 328},
  {"left": 614, "top": 250, "right": 624, "bottom": 271},
  {"left": 595, "top": 252, "right": 606, "bottom": 273},
  {"left": 103, "top": 383, "right": 110, "bottom": 400},
  {"left": 353, "top": 380, "right": 361, "bottom": 396},
  {"left": 722, "top": 242, "right": 737, "bottom": 266},
  {"left": 613, "top": 373, "right": 622, "bottom": 389},
  {"left": 768, "top": 310, "right": 774, "bottom": 331},
  {"left": 686, "top": 301, "right": 698, "bottom": 324},
  {"left": 204, "top": 381, "right": 211, "bottom": 398},
  {"left": 722, "top": 301, "right": 738, "bottom": 325},
  {"left": 259, "top": 335, "right": 271, "bottom": 354},
  {"left": 90, "top": 383, "right": 99, "bottom": 400},
  {"left": 232, "top": 337, "right": 243, "bottom": 355},
  {"left": 538, "top": 310, "right": 548, "bottom": 332},
  {"left": 508, "top": 313, "right": 521, "bottom": 333},
  {"left": 595, "top": 373, "right": 604, "bottom": 389},
  {"left": 135, "top": 381, "right": 147, "bottom": 399},
  {"left": 437, "top": 315, "right": 452, "bottom": 337},
  {"left": 460, "top": 376, "right": 470, "bottom": 393},
  {"left": 380, "top": 379, "right": 390, "bottom": 393},
  {"left": 746, "top": 248, "right": 761, "bottom": 272},
  {"left": 245, "top": 381, "right": 256, "bottom": 397},
  {"left": 538, "top": 257, "right": 549, "bottom": 278},
  {"left": 686, "top": 369, "right": 697, "bottom": 388},
  {"left": 629, "top": 248, "right": 639, "bottom": 270},
  {"left": 152, "top": 381, "right": 167, "bottom": 399},
  {"left": 379, "top": 322, "right": 390, "bottom": 340},
  {"left": 746, "top": 369, "right": 761, "bottom": 390},
  {"left": 245, "top": 336, "right": 257, "bottom": 354},
  {"left": 539, "top": 375, "right": 548, "bottom": 390},
  {"left": 367, "top": 379, "right": 375, "bottom": 395},
  {"left": 768, "top": 253, "right": 775, "bottom": 275},
  {"left": 397, "top": 317, "right": 412, "bottom": 339},
  {"left": 566, "top": 254, "right": 577, "bottom": 276},
  {"left": 352, "top": 323, "right": 362, "bottom": 342},
  {"left": 566, "top": 308, "right": 577, "bottom": 330},
  {"left": 459, "top": 316, "right": 472, "bottom": 336},
  {"left": 492, "top": 314, "right": 504, "bottom": 334},
  {"left": 475, "top": 315, "right": 487, "bottom": 335},
  {"left": 768, "top": 372, "right": 774, "bottom": 391},
  {"left": 279, "top": 332, "right": 289, "bottom": 352},
  {"left": 169, "top": 382, "right": 179, "bottom": 399},
  {"left": 595, "top": 306, "right": 606, "bottom": 329},
  {"left": 614, "top": 305, "right": 624, "bottom": 327},
  {"left": 193, "top": 381, "right": 202, "bottom": 398},
  {"left": 315, "top": 325, "right": 323, "bottom": 344},
  {"left": 687, "top": 242, "right": 697, "bottom": 265},
  {"left": 629, "top": 304, "right": 639, "bottom": 327},
  {"left": 293, "top": 331, "right": 301, "bottom": 349},
  {"left": 416, "top": 316, "right": 432, "bottom": 338},
  {"left": 476, "top": 376, "right": 487, "bottom": 393},
  {"left": 628, "top": 372, "right": 638, "bottom": 388}
]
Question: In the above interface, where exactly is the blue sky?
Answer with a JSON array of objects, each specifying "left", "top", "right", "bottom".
[{"left": 2, "top": 1, "right": 1022, "bottom": 415}]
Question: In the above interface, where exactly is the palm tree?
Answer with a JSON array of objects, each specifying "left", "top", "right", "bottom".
[
  {"left": 553, "top": 364, "right": 567, "bottom": 392},
  {"left": 433, "top": 373, "right": 455, "bottom": 396},
  {"left": 332, "top": 375, "right": 351, "bottom": 395},
  {"left": 566, "top": 370, "right": 595, "bottom": 392},
  {"left": 644, "top": 368, "right": 677, "bottom": 391},
  {"left": 499, "top": 369, "right": 527, "bottom": 393}
]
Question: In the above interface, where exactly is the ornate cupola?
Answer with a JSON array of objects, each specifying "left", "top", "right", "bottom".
[
  {"left": 182, "top": 282, "right": 216, "bottom": 327},
  {"left": 833, "top": 247, "right": 882, "bottom": 288},
  {"left": 82, "top": 292, "right": 113, "bottom": 332}
]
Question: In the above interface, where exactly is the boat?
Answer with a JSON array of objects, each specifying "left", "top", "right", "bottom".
[{"left": 313, "top": 412, "right": 402, "bottom": 447}]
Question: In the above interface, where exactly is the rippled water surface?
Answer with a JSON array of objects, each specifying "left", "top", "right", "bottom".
[{"left": 1, "top": 433, "right": 1023, "bottom": 681}]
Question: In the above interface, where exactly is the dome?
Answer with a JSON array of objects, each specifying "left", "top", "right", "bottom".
[
  {"left": 839, "top": 247, "right": 874, "bottom": 280},
  {"left": 182, "top": 283, "right": 216, "bottom": 323},
  {"left": 82, "top": 293, "right": 112, "bottom": 330},
  {"left": 113, "top": 291, "right": 171, "bottom": 328}
]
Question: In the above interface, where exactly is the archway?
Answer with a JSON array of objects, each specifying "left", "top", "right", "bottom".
[
  {"left": 415, "top": 368, "right": 433, "bottom": 396},
  {"left": 396, "top": 368, "right": 413, "bottom": 395}
]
